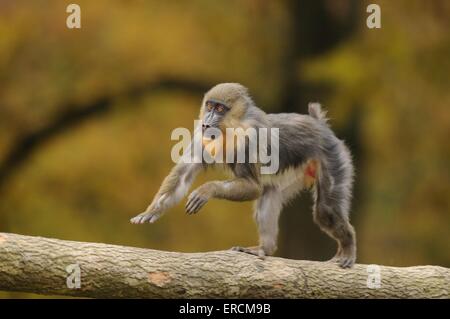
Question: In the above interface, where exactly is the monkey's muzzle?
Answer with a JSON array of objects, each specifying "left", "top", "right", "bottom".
[{"left": 202, "top": 124, "right": 211, "bottom": 135}]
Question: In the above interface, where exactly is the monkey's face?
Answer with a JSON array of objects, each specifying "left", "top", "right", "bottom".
[
  {"left": 200, "top": 83, "right": 249, "bottom": 132},
  {"left": 199, "top": 100, "right": 229, "bottom": 158},
  {"left": 200, "top": 83, "right": 250, "bottom": 152},
  {"left": 199, "top": 83, "right": 256, "bottom": 161},
  {"left": 201, "top": 100, "right": 230, "bottom": 139}
]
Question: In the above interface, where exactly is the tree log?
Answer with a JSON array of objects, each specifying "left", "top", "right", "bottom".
[{"left": 0, "top": 232, "right": 448, "bottom": 298}]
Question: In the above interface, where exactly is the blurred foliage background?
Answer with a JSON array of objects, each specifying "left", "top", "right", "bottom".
[{"left": 0, "top": 0, "right": 449, "bottom": 298}]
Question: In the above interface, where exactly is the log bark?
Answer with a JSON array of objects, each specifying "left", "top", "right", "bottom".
[{"left": 0, "top": 232, "right": 448, "bottom": 298}]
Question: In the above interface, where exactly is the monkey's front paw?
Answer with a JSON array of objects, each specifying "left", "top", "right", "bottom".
[
  {"left": 130, "top": 211, "right": 161, "bottom": 224},
  {"left": 185, "top": 189, "right": 210, "bottom": 215}
]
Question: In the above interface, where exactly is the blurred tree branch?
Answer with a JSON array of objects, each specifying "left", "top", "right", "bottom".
[
  {"left": 0, "top": 78, "right": 209, "bottom": 190},
  {"left": 0, "top": 232, "right": 448, "bottom": 298}
]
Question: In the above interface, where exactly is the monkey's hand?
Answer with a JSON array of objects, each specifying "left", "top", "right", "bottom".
[
  {"left": 130, "top": 194, "right": 167, "bottom": 224},
  {"left": 185, "top": 183, "right": 216, "bottom": 215}
]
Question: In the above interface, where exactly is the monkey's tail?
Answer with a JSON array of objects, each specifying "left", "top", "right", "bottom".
[{"left": 308, "top": 102, "right": 328, "bottom": 124}]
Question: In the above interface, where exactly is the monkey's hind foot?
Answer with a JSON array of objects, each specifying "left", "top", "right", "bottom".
[
  {"left": 327, "top": 251, "right": 355, "bottom": 269},
  {"left": 338, "top": 254, "right": 356, "bottom": 269},
  {"left": 230, "top": 246, "right": 266, "bottom": 259}
]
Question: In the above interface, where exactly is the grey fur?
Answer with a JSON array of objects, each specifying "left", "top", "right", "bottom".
[{"left": 131, "top": 83, "right": 356, "bottom": 268}]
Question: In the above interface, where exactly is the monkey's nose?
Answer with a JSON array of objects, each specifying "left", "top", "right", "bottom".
[{"left": 202, "top": 124, "right": 210, "bottom": 133}]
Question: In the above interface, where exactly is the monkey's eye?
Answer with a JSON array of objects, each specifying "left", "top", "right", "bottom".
[
  {"left": 206, "top": 102, "right": 214, "bottom": 111},
  {"left": 215, "top": 104, "right": 224, "bottom": 113}
]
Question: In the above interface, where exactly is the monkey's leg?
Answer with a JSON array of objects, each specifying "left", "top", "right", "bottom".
[
  {"left": 131, "top": 162, "right": 202, "bottom": 224},
  {"left": 185, "top": 178, "right": 262, "bottom": 214},
  {"left": 313, "top": 202, "right": 356, "bottom": 268},
  {"left": 232, "top": 187, "right": 283, "bottom": 259}
]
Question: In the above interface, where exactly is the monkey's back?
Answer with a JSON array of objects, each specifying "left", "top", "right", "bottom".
[{"left": 267, "top": 112, "right": 333, "bottom": 173}]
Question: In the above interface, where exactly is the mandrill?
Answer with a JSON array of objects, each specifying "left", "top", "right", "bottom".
[{"left": 131, "top": 83, "right": 356, "bottom": 268}]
